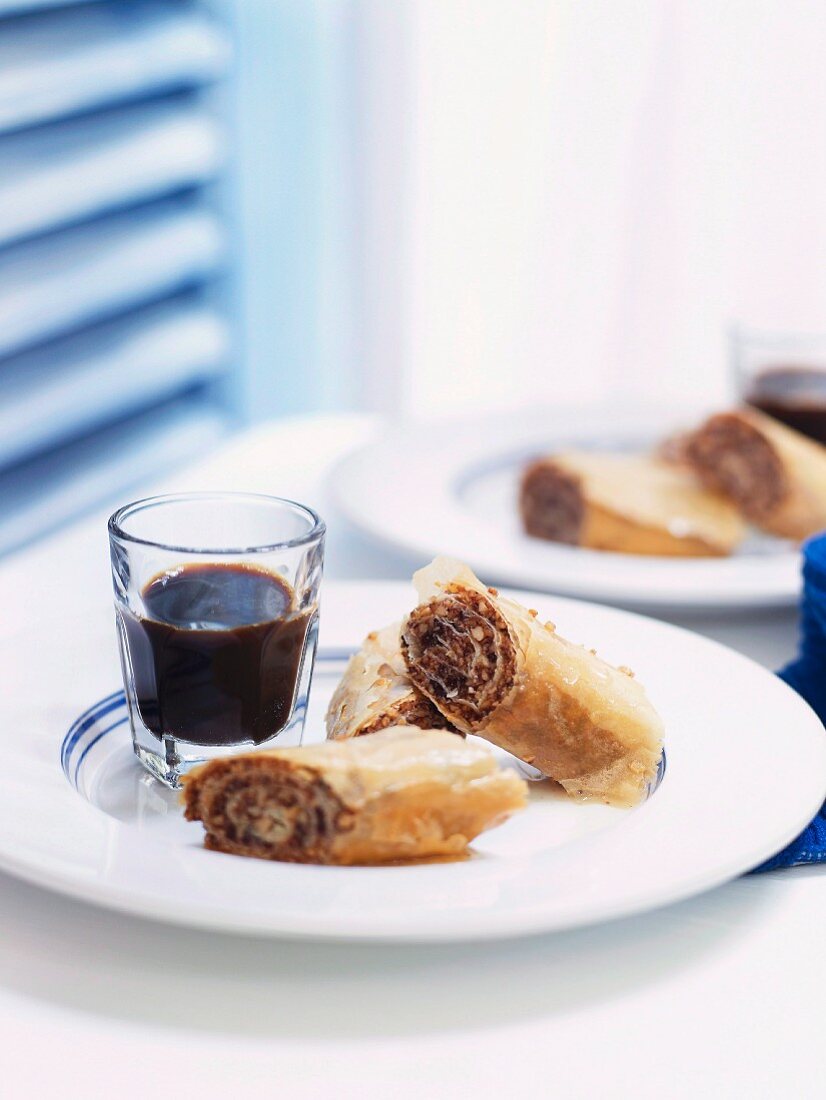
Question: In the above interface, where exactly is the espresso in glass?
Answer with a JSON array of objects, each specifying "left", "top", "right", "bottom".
[
  {"left": 745, "top": 366, "right": 826, "bottom": 444},
  {"left": 122, "top": 563, "right": 311, "bottom": 747},
  {"left": 731, "top": 326, "right": 826, "bottom": 444}
]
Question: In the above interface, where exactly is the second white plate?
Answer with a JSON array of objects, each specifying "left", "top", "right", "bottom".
[{"left": 332, "top": 408, "right": 802, "bottom": 609}]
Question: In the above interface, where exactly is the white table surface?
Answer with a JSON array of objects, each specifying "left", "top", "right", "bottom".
[{"left": 1, "top": 413, "right": 821, "bottom": 1100}]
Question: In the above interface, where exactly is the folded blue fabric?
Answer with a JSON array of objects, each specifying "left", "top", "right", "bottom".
[
  {"left": 752, "top": 811, "right": 826, "bottom": 872},
  {"left": 752, "top": 533, "right": 826, "bottom": 873}
]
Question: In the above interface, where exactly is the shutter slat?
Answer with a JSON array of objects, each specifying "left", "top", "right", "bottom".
[
  {"left": 0, "top": 396, "right": 229, "bottom": 558},
  {"left": 0, "top": 199, "right": 226, "bottom": 360},
  {"left": 0, "top": 298, "right": 230, "bottom": 467},
  {"left": 0, "top": 2, "right": 230, "bottom": 135},
  {"left": 0, "top": 97, "right": 226, "bottom": 247}
]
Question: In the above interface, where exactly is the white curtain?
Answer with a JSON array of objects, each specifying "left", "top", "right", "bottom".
[{"left": 355, "top": 0, "right": 826, "bottom": 420}]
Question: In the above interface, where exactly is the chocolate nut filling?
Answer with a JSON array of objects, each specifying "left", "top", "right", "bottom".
[
  {"left": 357, "top": 694, "right": 456, "bottom": 737},
  {"left": 519, "top": 459, "right": 585, "bottom": 544},
  {"left": 685, "top": 412, "right": 788, "bottom": 521},
  {"left": 401, "top": 585, "right": 518, "bottom": 730},
  {"left": 183, "top": 757, "right": 349, "bottom": 863}
]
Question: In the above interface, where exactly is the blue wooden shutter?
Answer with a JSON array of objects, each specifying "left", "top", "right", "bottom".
[{"left": 0, "top": 0, "right": 235, "bottom": 556}]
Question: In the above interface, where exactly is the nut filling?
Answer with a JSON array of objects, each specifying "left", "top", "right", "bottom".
[
  {"left": 358, "top": 695, "right": 455, "bottom": 737},
  {"left": 686, "top": 413, "right": 788, "bottom": 520},
  {"left": 183, "top": 758, "right": 349, "bottom": 863},
  {"left": 519, "top": 460, "right": 585, "bottom": 544},
  {"left": 401, "top": 585, "right": 518, "bottom": 729}
]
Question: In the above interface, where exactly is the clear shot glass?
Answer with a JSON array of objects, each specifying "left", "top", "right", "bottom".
[
  {"left": 731, "top": 323, "right": 826, "bottom": 444},
  {"left": 108, "top": 492, "right": 325, "bottom": 788}
]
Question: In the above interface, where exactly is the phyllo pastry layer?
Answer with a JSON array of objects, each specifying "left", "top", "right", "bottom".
[
  {"left": 326, "top": 621, "right": 455, "bottom": 740},
  {"left": 682, "top": 408, "right": 826, "bottom": 540},
  {"left": 520, "top": 451, "right": 744, "bottom": 557},
  {"left": 401, "top": 558, "right": 664, "bottom": 806},
  {"left": 182, "top": 726, "right": 527, "bottom": 864}
]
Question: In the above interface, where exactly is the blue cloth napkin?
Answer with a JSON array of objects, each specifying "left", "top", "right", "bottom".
[
  {"left": 752, "top": 533, "right": 826, "bottom": 873},
  {"left": 752, "top": 812, "right": 826, "bottom": 872}
]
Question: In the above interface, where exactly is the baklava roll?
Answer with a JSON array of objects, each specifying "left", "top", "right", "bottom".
[
  {"left": 682, "top": 408, "right": 826, "bottom": 539},
  {"left": 401, "top": 558, "right": 664, "bottom": 806},
  {"left": 325, "top": 621, "right": 455, "bottom": 739},
  {"left": 520, "top": 451, "right": 744, "bottom": 557},
  {"left": 182, "top": 727, "right": 527, "bottom": 864}
]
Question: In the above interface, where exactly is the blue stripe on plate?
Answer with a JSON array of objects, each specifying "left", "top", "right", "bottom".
[
  {"left": 73, "top": 715, "right": 129, "bottom": 786},
  {"left": 60, "top": 650, "right": 356, "bottom": 786},
  {"left": 61, "top": 690, "right": 125, "bottom": 772}
]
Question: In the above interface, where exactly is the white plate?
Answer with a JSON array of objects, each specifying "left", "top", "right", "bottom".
[
  {"left": 1, "top": 580, "right": 823, "bottom": 943},
  {"left": 332, "top": 409, "right": 802, "bottom": 608}
]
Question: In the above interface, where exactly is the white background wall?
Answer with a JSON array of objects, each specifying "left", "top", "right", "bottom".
[
  {"left": 354, "top": 0, "right": 826, "bottom": 420},
  {"left": 232, "top": 1, "right": 826, "bottom": 424}
]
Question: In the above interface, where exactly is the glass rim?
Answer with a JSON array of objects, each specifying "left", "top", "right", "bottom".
[
  {"left": 108, "top": 491, "right": 326, "bottom": 555},
  {"left": 729, "top": 322, "right": 826, "bottom": 348}
]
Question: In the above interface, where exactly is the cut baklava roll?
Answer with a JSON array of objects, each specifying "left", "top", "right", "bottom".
[
  {"left": 682, "top": 408, "right": 826, "bottom": 539},
  {"left": 520, "top": 451, "right": 745, "bottom": 557},
  {"left": 401, "top": 558, "right": 664, "bottom": 806},
  {"left": 325, "top": 621, "right": 455, "bottom": 740},
  {"left": 182, "top": 727, "right": 528, "bottom": 864}
]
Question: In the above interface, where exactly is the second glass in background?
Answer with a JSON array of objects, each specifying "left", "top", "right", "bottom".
[{"left": 731, "top": 324, "right": 826, "bottom": 443}]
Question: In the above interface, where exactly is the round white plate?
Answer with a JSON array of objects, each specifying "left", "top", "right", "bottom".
[
  {"left": 1, "top": 580, "right": 823, "bottom": 943},
  {"left": 332, "top": 409, "right": 802, "bottom": 608}
]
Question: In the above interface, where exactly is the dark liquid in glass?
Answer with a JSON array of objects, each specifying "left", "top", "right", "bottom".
[
  {"left": 745, "top": 365, "right": 826, "bottom": 444},
  {"left": 121, "top": 563, "right": 311, "bottom": 747}
]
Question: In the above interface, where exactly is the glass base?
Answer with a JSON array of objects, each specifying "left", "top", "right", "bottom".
[
  {"left": 129, "top": 712, "right": 308, "bottom": 790},
  {"left": 122, "top": 613, "right": 319, "bottom": 790}
]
